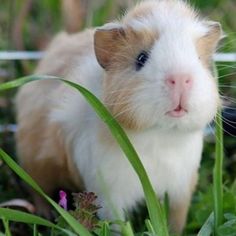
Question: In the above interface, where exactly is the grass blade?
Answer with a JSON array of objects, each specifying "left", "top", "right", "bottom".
[
  {"left": 0, "top": 75, "right": 57, "bottom": 92},
  {"left": 0, "top": 208, "right": 55, "bottom": 227},
  {"left": 213, "top": 63, "right": 224, "bottom": 233},
  {"left": 33, "top": 224, "right": 37, "bottom": 236},
  {"left": 213, "top": 109, "right": 224, "bottom": 232},
  {"left": 121, "top": 222, "right": 135, "bottom": 236},
  {"left": 62, "top": 79, "right": 169, "bottom": 236},
  {"left": 0, "top": 208, "right": 76, "bottom": 236},
  {"left": 1, "top": 218, "right": 11, "bottom": 236},
  {"left": 197, "top": 213, "right": 214, "bottom": 236},
  {"left": 99, "top": 221, "right": 110, "bottom": 236},
  {"left": 0, "top": 149, "right": 92, "bottom": 236},
  {"left": 145, "top": 219, "right": 155, "bottom": 235}
]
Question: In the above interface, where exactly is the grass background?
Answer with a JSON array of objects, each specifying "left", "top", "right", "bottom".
[{"left": 0, "top": 0, "right": 235, "bottom": 235}]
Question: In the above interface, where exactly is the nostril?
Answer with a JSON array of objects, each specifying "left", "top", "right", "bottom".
[
  {"left": 166, "top": 78, "right": 176, "bottom": 87},
  {"left": 184, "top": 78, "right": 193, "bottom": 88}
]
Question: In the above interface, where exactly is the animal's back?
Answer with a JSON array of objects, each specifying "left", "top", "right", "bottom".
[{"left": 15, "top": 29, "right": 100, "bottom": 206}]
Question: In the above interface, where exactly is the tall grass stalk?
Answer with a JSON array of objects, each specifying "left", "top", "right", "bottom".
[
  {"left": 62, "top": 79, "right": 169, "bottom": 236},
  {"left": 213, "top": 62, "right": 224, "bottom": 234},
  {"left": 2, "top": 218, "right": 11, "bottom": 236},
  {"left": 0, "top": 207, "right": 76, "bottom": 236},
  {"left": 213, "top": 110, "right": 224, "bottom": 233}
]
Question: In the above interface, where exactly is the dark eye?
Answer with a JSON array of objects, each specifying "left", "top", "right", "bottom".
[{"left": 135, "top": 51, "right": 149, "bottom": 71}]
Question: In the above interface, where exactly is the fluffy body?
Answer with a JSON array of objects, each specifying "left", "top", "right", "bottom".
[{"left": 16, "top": 0, "right": 222, "bottom": 233}]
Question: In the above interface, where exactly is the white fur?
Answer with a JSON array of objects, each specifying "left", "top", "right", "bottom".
[{"left": 50, "top": 0, "right": 219, "bottom": 220}]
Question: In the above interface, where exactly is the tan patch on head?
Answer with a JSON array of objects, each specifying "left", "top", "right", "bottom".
[
  {"left": 94, "top": 26, "right": 157, "bottom": 130},
  {"left": 197, "top": 22, "right": 222, "bottom": 68},
  {"left": 94, "top": 26, "right": 157, "bottom": 71}
]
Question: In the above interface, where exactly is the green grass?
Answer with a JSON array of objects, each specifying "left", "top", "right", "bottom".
[
  {"left": 0, "top": 75, "right": 228, "bottom": 236},
  {"left": 213, "top": 111, "right": 224, "bottom": 232},
  {"left": 0, "top": 76, "right": 169, "bottom": 236}
]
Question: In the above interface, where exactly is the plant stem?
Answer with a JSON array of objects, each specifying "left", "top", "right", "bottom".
[
  {"left": 213, "top": 110, "right": 224, "bottom": 234},
  {"left": 2, "top": 218, "right": 11, "bottom": 236}
]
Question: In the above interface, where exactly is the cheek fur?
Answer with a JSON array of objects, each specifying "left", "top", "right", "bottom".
[
  {"left": 103, "top": 74, "right": 145, "bottom": 130},
  {"left": 183, "top": 74, "right": 219, "bottom": 129}
]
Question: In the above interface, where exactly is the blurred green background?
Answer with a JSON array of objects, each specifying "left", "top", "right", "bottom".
[{"left": 0, "top": 0, "right": 235, "bottom": 235}]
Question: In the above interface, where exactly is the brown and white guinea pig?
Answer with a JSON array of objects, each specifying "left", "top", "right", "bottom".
[{"left": 16, "top": 0, "right": 223, "bottom": 233}]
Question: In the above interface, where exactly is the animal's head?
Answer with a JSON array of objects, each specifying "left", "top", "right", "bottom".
[{"left": 94, "top": 0, "right": 223, "bottom": 131}]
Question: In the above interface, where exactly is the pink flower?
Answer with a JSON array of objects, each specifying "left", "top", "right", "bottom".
[{"left": 59, "top": 190, "right": 67, "bottom": 210}]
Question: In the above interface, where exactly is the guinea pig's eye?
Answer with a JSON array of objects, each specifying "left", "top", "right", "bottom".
[{"left": 135, "top": 51, "right": 149, "bottom": 71}]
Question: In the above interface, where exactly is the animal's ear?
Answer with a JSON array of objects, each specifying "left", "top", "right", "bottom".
[
  {"left": 198, "top": 21, "right": 224, "bottom": 65},
  {"left": 202, "top": 21, "right": 224, "bottom": 52},
  {"left": 94, "top": 24, "right": 126, "bottom": 70},
  {"left": 205, "top": 21, "right": 224, "bottom": 49}
]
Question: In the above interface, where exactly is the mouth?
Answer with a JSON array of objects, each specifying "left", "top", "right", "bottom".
[{"left": 166, "top": 105, "right": 187, "bottom": 118}]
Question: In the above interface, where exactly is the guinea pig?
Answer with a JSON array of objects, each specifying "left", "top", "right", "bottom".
[{"left": 15, "top": 0, "right": 223, "bottom": 233}]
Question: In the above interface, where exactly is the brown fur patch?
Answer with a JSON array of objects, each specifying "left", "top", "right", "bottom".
[
  {"left": 15, "top": 30, "right": 95, "bottom": 213},
  {"left": 94, "top": 27, "right": 157, "bottom": 71},
  {"left": 197, "top": 22, "right": 222, "bottom": 67},
  {"left": 94, "top": 27, "right": 157, "bottom": 130},
  {"left": 169, "top": 171, "right": 198, "bottom": 234},
  {"left": 16, "top": 97, "right": 82, "bottom": 193},
  {"left": 103, "top": 79, "right": 143, "bottom": 130}
]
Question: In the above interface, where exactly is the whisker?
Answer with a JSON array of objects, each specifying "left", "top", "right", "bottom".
[
  {"left": 217, "top": 72, "right": 236, "bottom": 79},
  {"left": 106, "top": 84, "right": 156, "bottom": 95},
  {"left": 112, "top": 105, "right": 138, "bottom": 120},
  {"left": 220, "top": 96, "right": 236, "bottom": 104},
  {"left": 218, "top": 85, "right": 236, "bottom": 89},
  {"left": 221, "top": 116, "right": 236, "bottom": 125},
  {"left": 221, "top": 108, "right": 236, "bottom": 116},
  {"left": 222, "top": 105, "right": 236, "bottom": 110},
  {"left": 214, "top": 115, "right": 236, "bottom": 138}
]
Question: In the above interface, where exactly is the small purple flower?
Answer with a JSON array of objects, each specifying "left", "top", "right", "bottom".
[{"left": 59, "top": 190, "right": 67, "bottom": 210}]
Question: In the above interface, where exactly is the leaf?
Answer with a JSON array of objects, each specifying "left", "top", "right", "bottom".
[
  {"left": 121, "top": 222, "right": 135, "bottom": 236},
  {"left": 0, "top": 208, "right": 76, "bottom": 236},
  {"left": 145, "top": 219, "right": 156, "bottom": 235},
  {"left": 217, "top": 223, "right": 236, "bottom": 236},
  {"left": 197, "top": 212, "right": 214, "bottom": 236},
  {"left": 99, "top": 221, "right": 110, "bottom": 236},
  {"left": 224, "top": 213, "right": 236, "bottom": 221},
  {"left": 213, "top": 64, "right": 224, "bottom": 232},
  {"left": 0, "top": 75, "right": 57, "bottom": 92},
  {"left": 1, "top": 218, "right": 11, "bottom": 236}
]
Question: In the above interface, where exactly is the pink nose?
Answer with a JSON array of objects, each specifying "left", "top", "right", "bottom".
[{"left": 166, "top": 74, "right": 192, "bottom": 90}]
